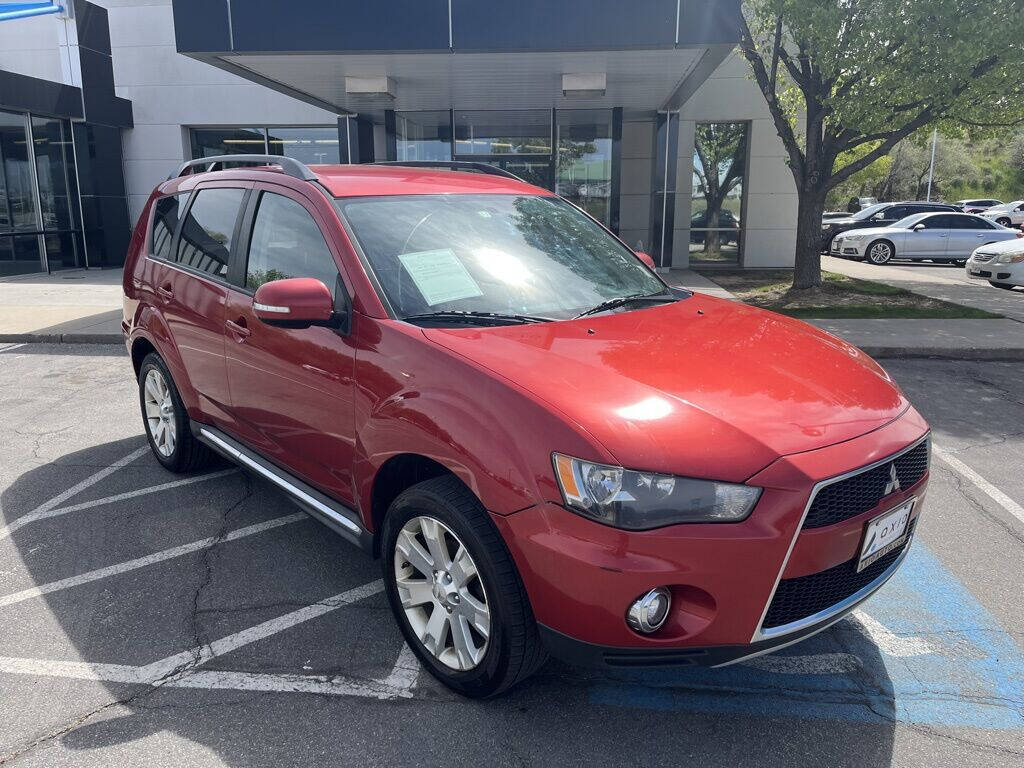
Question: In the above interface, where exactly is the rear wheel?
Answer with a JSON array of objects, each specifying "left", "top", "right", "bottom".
[
  {"left": 381, "top": 475, "right": 547, "bottom": 697},
  {"left": 996, "top": 217, "right": 1011, "bottom": 227},
  {"left": 138, "top": 353, "right": 216, "bottom": 472},
  {"left": 867, "top": 240, "right": 894, "bottom": 265},
  {"left": 951, "top": 259, "right": 967, "bottom": 267},
  {"left": 990, "top": 281, "right": 1017, "bottom": 290}
]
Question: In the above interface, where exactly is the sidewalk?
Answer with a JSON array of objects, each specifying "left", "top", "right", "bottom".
[
  {"left": 669, "top": 268, "right": 1024, "bottom": 360},
  {"left": 0, "top": 269, "right": 123, "bottom": 344}
]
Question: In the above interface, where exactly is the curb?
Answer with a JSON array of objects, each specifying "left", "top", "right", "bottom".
[
  {"left": 0, "top": 333, "right": 123, "bottom": 345},
  {"left": 861, "top": 347, "right": 1024, "bottom": 362}
]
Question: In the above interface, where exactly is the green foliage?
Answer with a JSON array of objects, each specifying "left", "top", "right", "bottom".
[{"left": 740, "top": 0, "right": 1024, "bottom": 287}]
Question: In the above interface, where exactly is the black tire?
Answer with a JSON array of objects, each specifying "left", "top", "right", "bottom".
[
  {"left": 866, "top": 239, "right": 894, "bottom": 265},
  {"left": 996, "top": 217, "right": 1011, "bottom": 227},
  {"left": 951, "top": 260, "right": 967, "bottom": 267},
  {"left": 381, "top": 475, "right": 547, "bottom": 698},
  {"left": 989, "top": 281, "right": 1017, "bottom": 290},
  {"left": 138, "top": 353, "right": 216, "bottom": 472}
]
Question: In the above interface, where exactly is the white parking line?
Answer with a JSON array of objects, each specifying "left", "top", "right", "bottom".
[
  {"left": 0, "top": 446, "right": 149, "bottom": 541},
  {"left": 140, "top": 580, "right": 385, "bottom": 679},
  {"left": 0, "top": 513, "right": 305, "bottom": 607},
  {"left": 933, "top": 442, "right": 1024, "bottom": 527},
  {"left": 47, "top": 469, "right": 237, "bottom": 516},
  {"left": 851, "top": 609, "right": 933, "bottom": 657},
  {"left": 0, "top": 343, "right": 26, "bottom": 355}
]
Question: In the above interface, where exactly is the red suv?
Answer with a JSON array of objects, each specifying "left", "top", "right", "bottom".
[{"left": 123, "top": 156, "right": 930, "bottom": 697}]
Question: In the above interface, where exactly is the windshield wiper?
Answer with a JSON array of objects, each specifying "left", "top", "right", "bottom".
[
  {"left": 573, "top": 292, "right": 678, "bottom": 319},
  {"left": 401, "top": 310, "right": 554, "bottom": 326}
]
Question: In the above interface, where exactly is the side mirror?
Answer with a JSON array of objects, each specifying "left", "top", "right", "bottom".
[
  {"left": 252, "top": 278, "right": 336, "bottom": 329},
  {"left": 912, "top": 222, "right": 927, "bottom": 231},
  {"left": 636, "top": 251, "right": 656, "bottom": 269}
]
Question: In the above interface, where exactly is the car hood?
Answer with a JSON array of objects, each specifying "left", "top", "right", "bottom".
[
  {"left": 422, "top": 295, "right": 909, "bottom": 482},
  {"left": 825, "top": 218, "right": 860, "bottom": 227},
  {"left": 975, "top": 238, "right": 1024, "bottom": 255}
]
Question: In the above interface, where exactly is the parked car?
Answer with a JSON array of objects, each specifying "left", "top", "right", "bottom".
[
  {"left": 124, "top": 155, "right": 931, "bottom": 697},
  {"left": 978, "top": 200, "right": 1024, "bottom": 229},
  {"left": 821, "top": 201, "right": 961, "bottom": 251},
  {"left": 690, "top": 209, "right": 740, "bottom": 244},
  {"left": 955, "top": 198, "right": 1003, "bottom": 214},
  {"left": 822, "top": 211, "right": 849, "bottom": 220},
  {"left": 830, "top": 212, "right": 1021, "bottom": 265},
  {"left": 965, "top": 238, "right": 1024, "bottom": 290},
  {"left": 847, "top": 196, "right": 879, "bottom": 212}
]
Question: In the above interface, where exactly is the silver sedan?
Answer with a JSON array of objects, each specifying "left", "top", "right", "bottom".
[{"left": 829, "top": 212, "right": 1020, "bottom": 265}]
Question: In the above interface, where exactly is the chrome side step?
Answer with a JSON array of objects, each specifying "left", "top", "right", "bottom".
[{"left": 194, "top": 425, "right": 372, "bottom": 552}]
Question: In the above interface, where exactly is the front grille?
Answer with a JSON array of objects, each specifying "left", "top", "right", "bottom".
[
  {"left": 802, "top": 440, "right": 929, "bottom": 529},
  {"left": 761, "top": 534, "right": 910, "bottom": 629},
  {"left": 973, "top": 253, "right": 995, "bottom": 263}
]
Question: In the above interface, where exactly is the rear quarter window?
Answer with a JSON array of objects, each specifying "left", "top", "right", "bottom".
[{"left": 150, "top": 195, "right": 184, "bottom": 260}]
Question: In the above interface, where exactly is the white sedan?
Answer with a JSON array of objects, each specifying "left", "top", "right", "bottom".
[
  {"left": 978, "top": 200, "right": 1024, "bottom": 229},
  {"left": 829, "top": 212, "right": 1020, "bottom": 265},
  {"left": 966, "top": 238, "right": 1024, "bottom": 290}
]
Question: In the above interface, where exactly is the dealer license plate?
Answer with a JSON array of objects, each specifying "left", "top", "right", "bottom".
[{"left": 857, "top": 499, "right": 914, "bottom": 572}]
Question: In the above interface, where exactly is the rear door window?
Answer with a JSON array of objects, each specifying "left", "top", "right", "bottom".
[
  {"left": 151, "top": 195, "right": 184, "bottom": 260},
  {"left": 175, "top": 188, "right": 246, "bottom": 280},
  {"left": 244, "top": 191, "right": 339, "bottom": 296}
]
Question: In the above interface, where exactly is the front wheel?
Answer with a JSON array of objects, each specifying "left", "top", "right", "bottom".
[
  {"left": 381, "top": 475, "right": 547, "bottom": 697},
  {"left": 996, "top": 217, "right": 1011, "bottom": 227},
  {"left": 951, "top": 259, "right": 967, "bottom": 267},
  {"left": 867, "top": 240, "right": 894, "bottom": 265}
]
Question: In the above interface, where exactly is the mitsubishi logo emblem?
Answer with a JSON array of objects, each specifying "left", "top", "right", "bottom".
[{"left": 884, "top": 463, "right": 901, "bottom": 495}]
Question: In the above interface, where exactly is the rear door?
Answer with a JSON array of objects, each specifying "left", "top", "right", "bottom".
[
  {"left": 222, "top": 184, "right": 358, "bottom": 503},
  {"left": 148, "top": 183, "right": 249, "bottom": 424},
  {"left": 947, "top": 215, "right": 997, "bottom": 259}
]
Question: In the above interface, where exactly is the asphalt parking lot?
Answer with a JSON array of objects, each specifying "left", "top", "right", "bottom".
[{"left": 1, "top": 343, "right": 1022, "bottom": 767}]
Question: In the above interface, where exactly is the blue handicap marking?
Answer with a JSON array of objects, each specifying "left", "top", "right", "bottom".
[{"left": 589, "top": 543, "right": 1024, "bottom": 729}]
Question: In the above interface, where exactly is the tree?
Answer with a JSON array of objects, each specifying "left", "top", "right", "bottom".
[{"left": 739, "top": 0, "right": 1024, "bottom": 288}]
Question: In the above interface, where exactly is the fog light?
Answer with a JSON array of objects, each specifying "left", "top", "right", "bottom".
[{"left": 626, "top": 587, "right": 671, "bottom": 634}]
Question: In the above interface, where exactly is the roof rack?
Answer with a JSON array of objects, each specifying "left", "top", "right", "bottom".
[
  {"left": 170, "top": 154, "right": 317, "bottom": 182},
  {"left": 371, "top": 160, "right": 524, "bottom": 182}
]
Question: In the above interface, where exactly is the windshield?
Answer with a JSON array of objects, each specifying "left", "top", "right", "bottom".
[
  {"left": 891, "top": 213, "right": 931, "bottom": 228},
  {"left": 335, "top": 194, "right": 670, "bottom": 321},
  {"left": 851, "top": 203, "right": 889, "bottom": 220}
]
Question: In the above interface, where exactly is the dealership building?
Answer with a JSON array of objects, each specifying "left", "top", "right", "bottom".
[{"left": 0, "top": 0, "right": 797, "bottom": 277}]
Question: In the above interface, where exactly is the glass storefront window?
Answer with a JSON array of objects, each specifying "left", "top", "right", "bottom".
[
  {"left": 396, "top": 111, "right": 452, "bottom": 161},
  {"left": 454, "top": 110, "right": 551, "bottom": 155},
  {"left": 556, "top": 110, "right": 613, "bottom": 226},
  {"left": 267, "top": 127, "right": 341, "bottom": 164},
  {"left": 690, "top": 122, "right": 748, "bottom": 264},
  {"left": 32, "top": 116, "right": 82, "bottom": 269},
  {"left": 0, "top": 110, "right": 42, "bottom": 274},
  {"left": 190, "top": 127, "right": 267, "bottom": 158}
]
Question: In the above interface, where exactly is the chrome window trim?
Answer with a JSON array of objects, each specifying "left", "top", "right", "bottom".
[{"left": 749, "top": 432, "right": 931, "bottom": 642}]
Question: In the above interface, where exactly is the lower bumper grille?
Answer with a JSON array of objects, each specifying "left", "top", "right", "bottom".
[{"left": 761, "top": 534, "right": 911, "bottom": 630}]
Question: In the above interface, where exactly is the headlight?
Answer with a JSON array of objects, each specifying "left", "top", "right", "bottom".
[
  {"left": 552, "top": 453, "right": 761, "bottom": 529},
  {"left": 844, "top": 233, "right": 869, "bottom": 241},
  {"left": 993, "top": 252, "right": 1024, "bottom": 264}
]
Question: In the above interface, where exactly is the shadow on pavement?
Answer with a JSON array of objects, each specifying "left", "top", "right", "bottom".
[{"left": 1, "top": 438, "right": 898, "bottom": 767}]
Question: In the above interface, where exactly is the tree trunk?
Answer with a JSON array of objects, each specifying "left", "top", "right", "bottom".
[{"left": 793, "top": 186, "right": 828, "bottom": 289}]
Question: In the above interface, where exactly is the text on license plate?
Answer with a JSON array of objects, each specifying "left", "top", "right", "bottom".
[{"left": 858, "top": 498, "right": 914, "bottom": 572}]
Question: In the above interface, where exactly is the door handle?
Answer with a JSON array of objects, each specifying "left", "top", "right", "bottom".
[
  {"left": 226, "top": 317, "right": 251, "bottom": 340},
  {"left": 156, "top": 283, "right": 173, "bottom": 300}
]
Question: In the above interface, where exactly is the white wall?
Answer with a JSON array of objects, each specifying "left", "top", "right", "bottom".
[
  {"left": 674, "top": 52, "right": 797, "bottom": 268},
  {"left": 0, "top": 13, "right": 66, "bottom": 84},
  {"left": 97, "top": 0, "right": 338, "bottom": 223}
]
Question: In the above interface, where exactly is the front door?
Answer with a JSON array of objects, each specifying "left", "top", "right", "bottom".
[
  {"left": 223, "top": 185, "right": 358, "bottom": 504},
  {"left": 904, "top": 214, "right": 951, "bottom": 258}
]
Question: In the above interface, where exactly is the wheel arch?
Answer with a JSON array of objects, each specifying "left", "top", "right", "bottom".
[{"left": 867, "top": 238, "right": 895, "bottom": 262}]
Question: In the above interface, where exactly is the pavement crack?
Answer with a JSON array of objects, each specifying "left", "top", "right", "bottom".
[{"left": 934, "top": 463, "right": 1024, "bottom": 547}]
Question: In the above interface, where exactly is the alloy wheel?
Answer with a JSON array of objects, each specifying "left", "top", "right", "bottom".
[
  {"left": 868, "top": 242, "right": 893, "bottom": 264},
  {"left": 393, "top": 515, "right": 490, "bottom": 671},
  {"left": 143, "top": 368, "right": 177, "bottom": 457}
]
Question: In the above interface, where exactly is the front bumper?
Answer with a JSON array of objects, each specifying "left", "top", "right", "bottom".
[
  {"left": 493, "top": 409, "right": 929, "bottom": 665},
  {"left": 966, "top": 260, "right": 1019, "bottom": 283},
  {"left": 830, "top": 237, "right": 866, "bottom": 258}
]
